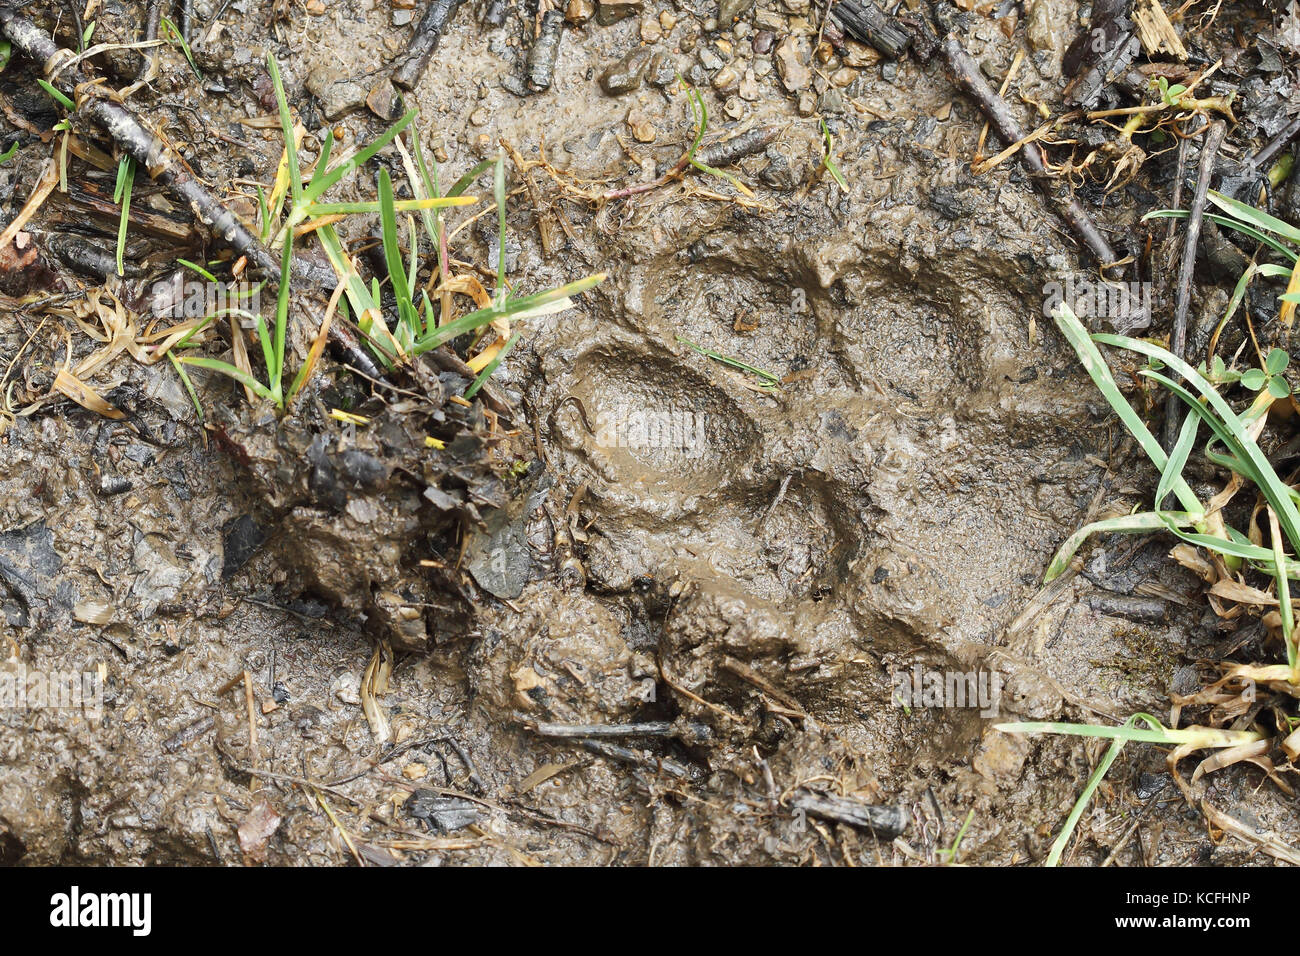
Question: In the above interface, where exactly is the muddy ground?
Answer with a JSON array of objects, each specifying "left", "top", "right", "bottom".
[{"left": 1, "top": 0, "right": 1298, "bottom": 865}]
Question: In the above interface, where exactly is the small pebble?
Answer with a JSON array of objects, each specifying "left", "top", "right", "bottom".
[
  {"left": 659, "top": 10, "right": 676, "bottom": 30},
  {"left": 699, "top": 46, "right": 724, "bottom": 70},
  {"left": 392, "top": 9, "right": 413, "bottom": 25},
  {"left": 819, "top": 87, "right": 846, "bottom": 114},
  {"left": 596, "top": 0, "right": 643, "bottom": 25},
  {"left": 566, "top": 0, "right": 594, "bottom": 22},
  {"left": 752, "top": 30, "right": 774, "bottom": 54},
  {"left": 600, "top": 46, "right": 653, "bottom": 94},
  {"left": 647, "top": 52, "right": 677, "bottom": 87},
  {"left": 333, "top": 673, "right": 361, "bottom": 706},
  {"left": 723, "top": 96, "right": 744, "bottom": 120},
  {"left": 712, "top": 65, "right": 739, "bottom": 93},
  {"left": 470, "top": 107, "right": 489, "bottom": 126}
]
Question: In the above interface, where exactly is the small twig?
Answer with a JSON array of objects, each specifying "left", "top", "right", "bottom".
[
  {"left": 530, "top": 720, "right": 676, "bottom": 738},
  {"left": 789, "top": 790, "right": 909, "bottom": 840},
  {"left": 1245, "top": 114, "right": 1300, "bottom": 178},
  {"left": 240, "top": 767, "right": 364, "bottom": 804},
  {"left": 161, "top": 713, "right": 216, "bottom": 753},
  {"left": 939, "top": 35, "right": 1121, "bottom": 273},
  {"left": 1162, "top": 118, "right": 1226, "bottom": 452},
  {"left": 392, "top": 0, "right": 466, "bottom": 90},
  {"left": 720, "top": 656, "right": 809, "bottom": 718},
  {"left": 1168, "top": 134, "right": 1190, "bottom": 241},
  {"left": 576, "top": 739, "right": 693, "bottom": 779},
  {"left": 314, "top": 789, "right": 365, "bottom": 866},
  {"left": 759, "top": 472, "right": 794, "bottom": 531},
  {"left": 831, "top": 0, "right": 911, "bottom": 58},
  {"left": 242, "top": 669, "right": 259, "bottom": 772}
]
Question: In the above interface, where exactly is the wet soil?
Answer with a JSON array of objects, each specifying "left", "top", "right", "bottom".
[{"left": 1, "top": 0, "right": 1297, "bottom": 865}]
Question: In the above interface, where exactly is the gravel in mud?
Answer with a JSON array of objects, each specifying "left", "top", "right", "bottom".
[{"left": 1, "top": 0, "right": 1297, "bottom": 865}]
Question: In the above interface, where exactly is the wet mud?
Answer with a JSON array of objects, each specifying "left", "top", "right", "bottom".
[{"left": 1, "top": 0, "right": 1297, "bottom": 865}]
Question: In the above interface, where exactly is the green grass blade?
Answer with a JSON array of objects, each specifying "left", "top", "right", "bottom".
[
  {"left": 270, "top": 230, "right": 293, "bottom": 402},
  {"left": 160, "top": 16, "right": 201, "bottom": 78},
  {"left": 166, "top": 350, "right": 204, "bottom": 422},
  {"left": 1145, "top": 209, "right": 1297, "bottom": 261},
  {"left": 180, "top": 356, "right": 274, "bottom": 403},
  {"left": 676, "top": 335, "right": 781, "bottom": 387},
  {"left": 820, "top": 118, "right": 849, "bottom": 191},
  {"left": 318, "top": 224, "right": 400, "bottom": 364},
  {"left": 686, "top": 85, "right": 707, "bottom": 161},
  {"left": 937, "top": 808, "right": 976, "bottom": 864},
  {"left": 445, "top": 158, "right": 495, "bottom": 199},
  {"left": 266, "top": 54, "right": 302, "bottom": 206},
  {"left": 1205, "top": 262, "right": 1258, "bottom": 349},
  {"left": 406, "top": 215, "right": 419, "bottom": 303},
  {"left": 1141, "top": 368, "right": 1274, "bottom": 495},
  {"left": 308, "top": 126, "right": 335, "bottom": 193},
  {"left": 302, "top": 109, "right": 417, "bottom": 204},
  {"left": 1143, "top": 209, "right": 1298, "bottom": 263},
  {"left": 1206, "top": 190, "right": 1300, "bottom": 245},
  {"left": 1125, "top": 354, "right": 1300, "bottom": 546},
  {"left": 301, "top": 196, "right": 475, "bottom": 216},
  {"left": 410, "top": 123, "right": 442, "bottom": 248},
  {"left": 414, "top": 274, "right": 605, "bottom": 353},
  {"left": 37, "top": 79, "right": 75, "bottom": 112},
  {"left": 1043, "top": 510, "right": 1200, "bottom": 582},
  {"left": 1052, "top": 305, "right": 1204, "bottom": 516},
  {"left": 114, "top": 156, "right": 134, "bottom": 278},
  {"left": 1155, "top": 515, "right": 1276, "bottom": 563},
  {"left": 378, "top": 167, "right": 413, "bottom": 312},
  {"left": 1157, "top": 411, "right": 1198, "bottom": 508},
  {"left": 494, "top": 149, "right": 506, "bottom": 304},
  {"left": 176, "top": 257, "right": 218, "bottom": 283},
  {"left": 1044, "top": 715, "right": 1142, "bottom": 866},
  {"left": 997, "top": 714, "right": 1173, "bottom": 746},
  {"left": 1270, "top": 510, "right": 1296, "bottom": 669}
]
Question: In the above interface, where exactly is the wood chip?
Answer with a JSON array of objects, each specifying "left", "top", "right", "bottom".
[{"left": 1133, "top": 0, "right": 1188, "bottom": 60}]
